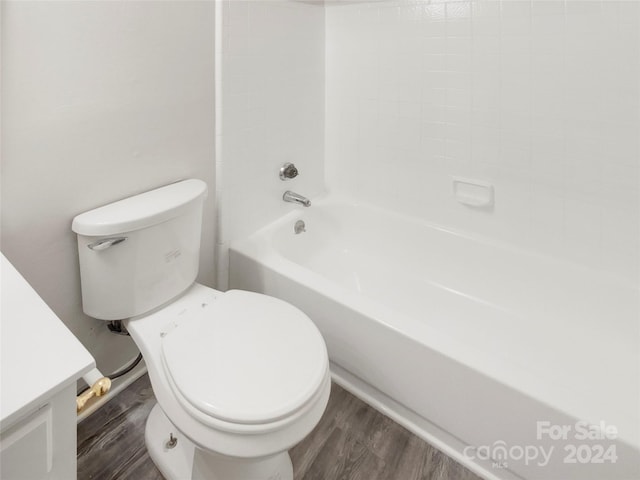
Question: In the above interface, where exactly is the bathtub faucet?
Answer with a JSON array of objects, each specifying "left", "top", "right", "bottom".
[{"left": 283, "top": 191, "right": 311, "bottom": 207}]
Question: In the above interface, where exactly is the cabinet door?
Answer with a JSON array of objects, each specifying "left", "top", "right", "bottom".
[
  {"left": 1, "top": 405, "right": 53, "bottom": 480},
  {"left": 1, "top": 385, "right": 77, "bottom": 480}
]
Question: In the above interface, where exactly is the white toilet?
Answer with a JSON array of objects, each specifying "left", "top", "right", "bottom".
[{"left": 72, "top": 179, "right": 331, "bottom": 480}]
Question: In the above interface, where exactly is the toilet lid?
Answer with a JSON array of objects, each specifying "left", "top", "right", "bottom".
[{"left": 160, "top": 290, "right": 328, "bottom": 425}]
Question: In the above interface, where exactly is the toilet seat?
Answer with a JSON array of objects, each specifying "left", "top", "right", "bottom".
[{"left": 160, "top": 290, "right": 328, "bottom": 428}]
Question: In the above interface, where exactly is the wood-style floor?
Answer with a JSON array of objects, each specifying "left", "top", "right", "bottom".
[{"left": 77, "top": 374, "right": 482, "bottom": 480}]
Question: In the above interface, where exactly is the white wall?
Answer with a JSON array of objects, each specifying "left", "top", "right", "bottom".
[
  {"left": 1, "top": 1, "right": 215, "bottom": 375},
  {"left": 216, "top": 0, "right": 325, "bottom": 287},
  {"left": 326, "top": 0, "right": 639, "bottom": 281}
]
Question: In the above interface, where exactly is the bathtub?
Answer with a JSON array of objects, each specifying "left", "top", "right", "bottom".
[{"left": 230, "top": 194, "right": 639, "bottom": 480}]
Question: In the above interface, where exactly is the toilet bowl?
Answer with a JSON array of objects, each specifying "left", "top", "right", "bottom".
[
  {"left": 72, "top": 180, "right": 330, "bottom": 480},
  {"left": 127, "top": 284, "right": 331, "bottom": 480}
]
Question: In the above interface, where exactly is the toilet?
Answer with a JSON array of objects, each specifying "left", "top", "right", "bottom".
[{"left": 72, "top": 179, "right": 331, "bottom": 480}]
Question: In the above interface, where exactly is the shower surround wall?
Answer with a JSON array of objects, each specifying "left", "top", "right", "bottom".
[
  {"left": 215, "top": 0, "right": 325, "bottom": 287},
  {"left": 326, "top": 0, "right": 639, "bottom": 281}
]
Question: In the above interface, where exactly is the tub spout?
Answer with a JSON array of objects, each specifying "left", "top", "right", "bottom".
[{"left": 283, "top": 191, "right": 311, "bottom": 207}]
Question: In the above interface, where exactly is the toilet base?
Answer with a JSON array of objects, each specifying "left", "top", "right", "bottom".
[
  {"left": 145, "top": 403, "right": 294, "bottom": 480},
  {"left": 145, "top": 403, "right": 195, "bottom": 479}
]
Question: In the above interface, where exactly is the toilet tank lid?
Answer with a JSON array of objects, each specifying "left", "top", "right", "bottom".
[{"left": 72, "top": 179, "right": 207, "bottom": 236}]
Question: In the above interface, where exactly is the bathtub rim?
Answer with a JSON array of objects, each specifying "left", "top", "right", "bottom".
[{"left": 250, "top": 191, "right": 638, "bottom": 292}]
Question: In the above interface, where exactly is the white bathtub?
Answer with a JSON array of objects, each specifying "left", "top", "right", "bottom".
[{"left": 230, "top": 194, "right": 639, "bottom": 480}]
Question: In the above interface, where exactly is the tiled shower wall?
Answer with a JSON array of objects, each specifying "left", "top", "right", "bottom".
[
  {"left": 217, "top": 0, "right": 324, "bottom": 286},
  {"left": 326, "top": 0, "right": 639, "bottom": 281}
]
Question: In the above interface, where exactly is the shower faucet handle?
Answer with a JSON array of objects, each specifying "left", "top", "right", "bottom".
[{"left": 279, "top": 162, "right": 299, "bottom": 181}]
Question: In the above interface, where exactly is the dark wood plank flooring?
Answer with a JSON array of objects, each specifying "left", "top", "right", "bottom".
[{"left": 77, "top": 374, "right": 482, "bottom": 480}]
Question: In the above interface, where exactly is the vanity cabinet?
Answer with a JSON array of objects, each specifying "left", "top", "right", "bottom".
[{"left": 1, "top": 254, "right": 94, "bottom": 480}]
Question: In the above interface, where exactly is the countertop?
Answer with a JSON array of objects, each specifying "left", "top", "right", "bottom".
[{"left": 1, "top": 253, "right": 95, "bottom": 428}]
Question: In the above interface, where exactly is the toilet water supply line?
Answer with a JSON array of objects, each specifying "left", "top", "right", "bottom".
[{"left": 76, "top": 352, "right": 144, "bottom": 413}]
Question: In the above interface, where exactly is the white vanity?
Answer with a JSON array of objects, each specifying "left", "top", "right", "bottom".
[{"left": 1, "top": 254, "right": 94, "bottom": 480}]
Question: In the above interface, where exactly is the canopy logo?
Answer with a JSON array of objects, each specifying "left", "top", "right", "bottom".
[
  {"left": 463, "top": 420, "right": 618, "bottom": 470},
  {"left": 463, "top": 441, "right": 554, "bottom": 469}
]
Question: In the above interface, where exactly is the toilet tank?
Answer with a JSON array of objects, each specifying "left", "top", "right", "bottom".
[{"left": 72, "top": 179, "right": 208, "bottom": 320}]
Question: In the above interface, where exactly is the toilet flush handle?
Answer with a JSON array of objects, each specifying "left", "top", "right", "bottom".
[{"left": 87, "top": 237, "right": 127, "bottom": 251}]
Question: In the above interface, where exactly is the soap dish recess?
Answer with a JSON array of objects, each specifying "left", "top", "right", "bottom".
[{"left": 452, "top": 177, "right": 494, "bottom": 208}]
